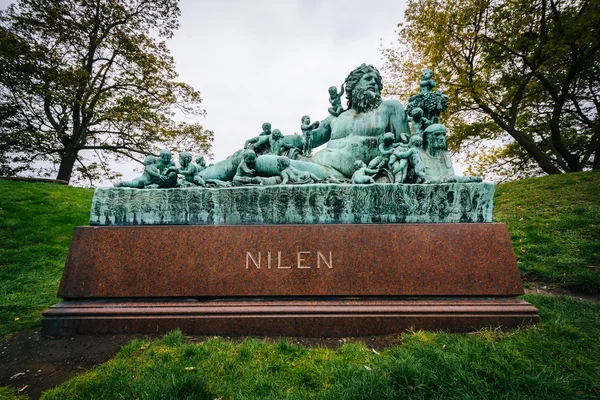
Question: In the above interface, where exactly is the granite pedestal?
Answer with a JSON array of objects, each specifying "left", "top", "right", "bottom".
[{"left": 42, "top": 223, "right": 539, "bottom": 336}]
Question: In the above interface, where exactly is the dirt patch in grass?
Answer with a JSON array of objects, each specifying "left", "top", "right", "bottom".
[
  {"left": 524, "top": 282, "right": 600, "bottom": 302},
  {"left": 0, "top": 331, "right": 159, "bottom": 399},
  {"left": 0, "top": 330, "right": 403, "bottom": 399}
]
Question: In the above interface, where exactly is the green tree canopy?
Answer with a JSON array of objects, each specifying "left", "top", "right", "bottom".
[
  {"left": 382, "top": 0, "right": 599, "bottom": 180},
  {"left": 0, "top": 0, "right": 213, "bottom": 184}
]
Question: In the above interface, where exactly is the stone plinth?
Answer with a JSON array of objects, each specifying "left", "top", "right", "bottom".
[
  {"left": 59, "top": 224, "right": 520, "bottom": 298},
  {"left": 90, "top": 182, "right": 495, "bottom": 226},
  {"left": 43, "top": 224, "right": 539, "bottom": 336}
]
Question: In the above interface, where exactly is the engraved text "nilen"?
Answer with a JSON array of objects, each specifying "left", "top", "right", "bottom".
[{"left": 245, "top": 251, "right": 333, "bottom": 269}]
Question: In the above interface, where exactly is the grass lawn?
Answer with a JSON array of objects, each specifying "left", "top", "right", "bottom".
[
  {"left": 1, "top": 173, "right": 599, "bottom": 399},
  {"left": 0, "top": 180, "right": 93, "bottom": 337},
  {"left": 41, "top": 295, "right": 600, "bottom": 399},
  {"left": 494, "top": 171, "right": 600, "bottom": 294}
]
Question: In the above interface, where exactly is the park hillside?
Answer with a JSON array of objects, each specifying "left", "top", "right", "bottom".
[{"left": 0, "top": 171, "right": 599, "bottom": 399}]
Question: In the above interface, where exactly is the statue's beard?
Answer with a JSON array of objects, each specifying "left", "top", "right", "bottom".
[{"left": 351, "top": 87, "right": 382, "bottom": 113}]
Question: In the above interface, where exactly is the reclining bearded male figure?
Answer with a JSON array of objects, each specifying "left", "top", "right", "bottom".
[{"left": 197, "top": 64, "right": 411, "bottom": 182}]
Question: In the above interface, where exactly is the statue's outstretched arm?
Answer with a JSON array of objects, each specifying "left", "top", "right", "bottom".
[{"left": 310, "top": 115, "right": 333, "bottom": 148}]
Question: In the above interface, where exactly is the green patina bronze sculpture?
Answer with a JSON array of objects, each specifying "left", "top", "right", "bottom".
[
  {"left": 300, "top": 115, "right": 319, "bottom": 157},
  {"left": 114, "top": 155, "right": 160, "bottom": 188},
  {"left": 114, "top": 64, "right": 480, "bottom": 189},
  {"left": 390, "top": 135, "right": 429, "bottom": 184},
  {"left": 277, "top": 156, "right": 320, "bottom": 184},
  {"left": 259, "top": 122, "right": 272, "bottom": 136},
  {"left": 327, "top": 84, "right": 345, "bottom": 117},
  {"left": 408, "top": 107, "right": 430, "bottom": 138},
  {"left": 406, "top": 69, "right": 449, "bottom": 124},
  {"left": 367, "top": 132, "right": 401, "bottom": 170},
  {"left": 421, "top": 124, "right": 481, "bottom": 183},
  {"left": 351, "top": 160, "right": 379, "bottom": 184}
]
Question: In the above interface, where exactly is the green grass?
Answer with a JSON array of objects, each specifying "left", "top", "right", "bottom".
[
  {"left": 1, "top": 174, "right": 600, "bottom": 398},
  {"left": 0, "top": 386, "right": 28, "bottom": 400},
  {"left": 494, "top": 171, "right": 600, "bottom": 294},
  {"left": 0, "top": 180, "right": 93, "bottom": 337},
  {"left": 40, "top": 295, "right": 600, "bottom": 400}
]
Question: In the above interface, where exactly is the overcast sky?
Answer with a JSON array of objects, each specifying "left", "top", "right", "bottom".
[
  {"left": 1, "top": 0, "right": 411, "bottom": 184},
  {"left": 172, "top": 0, "right": 408, "bottom": 164}
]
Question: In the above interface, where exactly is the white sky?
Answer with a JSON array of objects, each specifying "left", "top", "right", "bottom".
[{"left": 2, "top": 0, "right": 427, "bottom": 185}]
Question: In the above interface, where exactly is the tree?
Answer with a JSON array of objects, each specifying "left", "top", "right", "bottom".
[
  {"left": 0, "top": 0, "right": 213, "bottom": 184},
  {"left": 382, "top": 0, "right": 599, "bottom": 180}
]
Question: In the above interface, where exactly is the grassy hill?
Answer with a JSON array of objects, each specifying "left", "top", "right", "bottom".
[
  {"left": 494, "top": 171, "right": 600, "bottom": 293},
  {"left": 1, "top": 174, "right": 600, "bottom": 399},
  {"left": 0, "top": 180, "right": 93, "bottom": 337}
]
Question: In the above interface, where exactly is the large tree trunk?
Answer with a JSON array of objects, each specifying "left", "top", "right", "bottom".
[{"left": 56, "top": 146, "right": 78, "bottom": 183}]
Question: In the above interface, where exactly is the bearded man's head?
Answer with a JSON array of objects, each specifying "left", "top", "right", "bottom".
[{"left": 344, "top": 64, "right": 383, "bottom": 113}]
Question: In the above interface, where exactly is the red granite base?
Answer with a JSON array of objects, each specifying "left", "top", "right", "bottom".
[
  {"left": 42, "top": 223, "right": 539, "bottom": 336},
  {"left": 42, "top": 298, "right": 539, "bottom": 336}
]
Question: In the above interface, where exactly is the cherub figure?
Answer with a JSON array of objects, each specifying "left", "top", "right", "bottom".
[
  {"left": 389, "top": 135, "right": 429, "bottom": 184},
  {"left": 245, "top": 128, "right": 285, "bottom": 156},
  {"left": 195, "top": 155, "right": 207, "bottom": 172},
  {"left": 259, "top": 122, "right": 272, "bottom": 136},
  {"left": 178, "top": 152, "right": 205, "bottom": 187},
  {"left": 419, "top": 68, "right": 436, "bottom": 94},
  {"left": 367, "top": 132, "right": 402, "bottom": 170},
  {"left": 408, "top": 107, "right": 431, "bottom": 138},
  {"left": 233, "top": 149, "right": 263, "bottom": 185},
  {"left": 301, "top": 115, "right": 320, "bottom": 157},
  {"left": 114, "top": 155, "right": 160, "bottom": 188},
  {"left": 327, "top": 84, "right": 345, "bottom": 116},
  {"left": 351, "top": 160, "right": 379, "bottom": 184},
  {"left": 155, "top": 148, "right": 178, "bottom": 188},
  {"left": 277, "top": 156, "right": 321, "bottom": 184}
]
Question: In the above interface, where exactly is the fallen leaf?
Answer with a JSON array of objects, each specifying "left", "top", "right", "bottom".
[
  {"left": 185, "top": 367, "right": 196, "bottom": 371},
  {"left": 10, "top": 372, "right": 26, "bottom": 380},
  {"left": 588, "top": 265, "right": 597, "bottom": 270},
  {"left": 14, "top": 317, "right": 19, "bottom": 321}
]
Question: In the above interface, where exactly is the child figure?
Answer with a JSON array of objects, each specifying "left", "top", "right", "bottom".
[
  {"left": 114, "top": 155, "right": 160, "bottom": 188},
  {"left": 195, "top": 155, "right": 207, "bottom": 172},
  {"left": 177, "top": 152, "right": 197, "bottom": 186},
  {"left": 408, "top": 107, "right": 431, "bottom": 138},
  {"left": 154, "top": 148, "right": 178, "bottom": 188},
  {"left": 233, "top": 149, "right": 263, "bottom": 185},
  {"left": 351, "top": 160, "right": 379, "bottom": 184},
  {"left": 327, "top": 84, "right": 345, "bottom": 116},
  {"left": 301, "top": 115, "right": 320, "bottom": 157},
  {"left": 389, "top": 135, "right": 429, "bottom": 184},
  {"left": 277, "top": 157, "right": 321, "bottom": 184},
  {"left": 419, "top": 68, "right": 436, "bottom": 94},
  {"left": 259, "top": 122, "right": 272, "bottom": 136},
  {"left": 368, "top": 132, "right": 402, "bottom": 170},
  {"left": 177, "top": 152, "right": 205, "bottom": 186}
]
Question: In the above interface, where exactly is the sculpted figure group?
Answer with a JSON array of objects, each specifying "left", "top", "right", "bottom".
[{"left": 115, "top": 64, "right": 481, "bottom": 189}]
